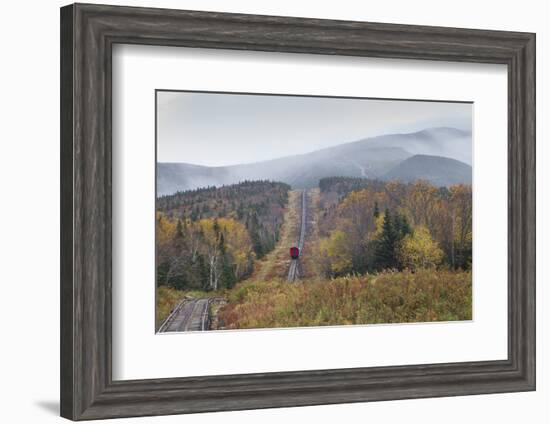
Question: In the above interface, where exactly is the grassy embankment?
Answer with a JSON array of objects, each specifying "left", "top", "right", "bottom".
[
  {"left": 248, "top": 190, "right": 301, "bottom": 281},
  {"left": 300, "top": 188, "right": 323, "bottom": 279},
  {"left": 217, "top": 269, "right": 472, "bottom": 330}
]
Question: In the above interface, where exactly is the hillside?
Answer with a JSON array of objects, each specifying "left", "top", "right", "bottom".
[
  {"left": 157, "top": 180, "right": 290, "bottom": 259},
  {"left": 382, "top": 154, "right": 472, "bottom": 187},
  {"left": 157, "top": 126, "right": 472, "bottom": 195}
]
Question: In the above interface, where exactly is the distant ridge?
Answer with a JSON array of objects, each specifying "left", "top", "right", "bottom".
[
  {"left": 157, "top": 127, "right": 472, "bottom": 195},
  {"left": 382, "top": 154, "right": 472, "bottom": 187}
]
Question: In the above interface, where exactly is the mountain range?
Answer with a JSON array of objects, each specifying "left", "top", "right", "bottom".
[{"left": 157, "top": 127, "right": 472, "bottom": 196}]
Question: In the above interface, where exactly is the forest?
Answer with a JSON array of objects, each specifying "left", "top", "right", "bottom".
[
  {"left": 316, "top": 177, "right": 472, "bottom": 277},
  {"left": 156, "top": 180, "right": 290, "bottom": 291}
]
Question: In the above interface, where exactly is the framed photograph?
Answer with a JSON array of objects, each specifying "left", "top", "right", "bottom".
[
  {"left": 60, "top": 3, "right": 535, "bottom": 420},
  {"left": 154, "top": 90, "right": 475, "bottom": 333}
]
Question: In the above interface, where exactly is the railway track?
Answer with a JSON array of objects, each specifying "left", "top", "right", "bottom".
[
  {"left": 287, "top": 189, "right": 307, "bottom": 283},
  {"left": 158, "top": 298, "right": 211, "bottom": 333}
]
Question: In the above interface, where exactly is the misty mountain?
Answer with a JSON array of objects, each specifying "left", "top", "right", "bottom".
[
  {"left": 158, "top": 146, "right": 408, "bottom": 196},
  {"left": 347, "top": 127, "right": 472, "bottom": 165},
  {"left": 157, "top": 127, "right": 472, "bottom": 195},
  {"left": 382, "top": 154, "right": 472, "bottom": 187}
]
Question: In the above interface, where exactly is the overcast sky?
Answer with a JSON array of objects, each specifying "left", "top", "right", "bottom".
[{"left": 157, "top": 91, "right": 472, "bottom": 167}]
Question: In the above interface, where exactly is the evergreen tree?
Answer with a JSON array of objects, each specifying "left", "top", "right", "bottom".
[
  {"left": 176, "top": 218, "right": 184, "bottom": 238},
  {"left": 374, "top": 201, "right": 380, "bottom": 219},
  {"left": 218, "top": 232, "right": 226, "bottom": 253},
  {"left": 156, "top": 261, "right": 169, "bottom": 286},
  {"left": 395, "top": 213, "right": 412, "bottom": 239},
  {"left": 375, "top": 209, "right": 399, "bottom": 270},
  {"left": 196, "top": 254, "right": 210, "bottom": 291},
  {"left": 237, "top": 203, "right": 244, "bottom": 220},
  {"left": 220, "top": 261, "right": 237, "bottom": 289},
  {"left": 247, "top": 212, "right": 264, "bottom": 258}
]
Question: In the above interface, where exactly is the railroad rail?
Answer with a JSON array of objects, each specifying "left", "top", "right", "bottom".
[
  {"left": 158, "top": 298, "right": 211, "bottom": 333},
  {"left": 287, "top": 189, "right": 307, "bottom": 282}
]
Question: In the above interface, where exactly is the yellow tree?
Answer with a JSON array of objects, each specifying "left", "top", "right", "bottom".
[
  {"left": 156, "top": 212, "right": 176, "bottom": 245},
  {"left": 384, "top": 180, "right": 408, "bottom": 209},
  {"left": 336, "top": 188, "right": 388, "bottom": 272},
  {"left": 338, "top": 189, "right": 388, "bottom": 240},
  {"left": 319, "top": 230, "right": 353, "bottom": 275},
  {"left": 404, "top": 180, "right": 439, "bottom": 228},
  {"left": 449, "top": 184, "right": 473, "bottom": 268},
  {"left": 198, "top": 218, "right": 224, "bottom": 290},
  {"left": 397, "top": 226, "right": 444, "bottom": 270},
  {"left": 199, "top": 217, "right": 254, "bottom": 289},
  {"left": 217, "top": 218, "right": 254, "bottom": 280},
  {"left": 338, "top": 189, "right": 375, "bottom": 236},
  {"left": 368, "top": 213, "right": 386, "bottom": 241}
]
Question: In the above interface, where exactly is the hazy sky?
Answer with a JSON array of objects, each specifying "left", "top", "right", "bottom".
[{"left": 157, "top": 91, "right": 472, "bottom": 167}]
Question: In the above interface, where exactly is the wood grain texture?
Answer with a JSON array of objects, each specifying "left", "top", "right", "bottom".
[
  {"left": 60, "top": 3, "right": 536, "bottom": 420},
  {"left": 60, "top": 4, "right": 74, "bottom": 419}
]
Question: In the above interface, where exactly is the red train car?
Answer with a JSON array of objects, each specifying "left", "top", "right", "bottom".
[{"left": 290, "top": 246, "right": 300, "bottom": 259}]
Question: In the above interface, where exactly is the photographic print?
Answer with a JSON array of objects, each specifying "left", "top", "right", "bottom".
[{"left": 156, "top": 91, "right": 473, "bottom": 333}]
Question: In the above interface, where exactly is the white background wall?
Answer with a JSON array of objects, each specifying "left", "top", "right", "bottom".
[{"left": 0, "top": 0, "right": 546, "bottom": 422}]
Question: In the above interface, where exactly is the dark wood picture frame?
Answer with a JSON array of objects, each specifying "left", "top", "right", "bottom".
[{"left": 60, "top": 3, "right": 536, "bottom": 421}]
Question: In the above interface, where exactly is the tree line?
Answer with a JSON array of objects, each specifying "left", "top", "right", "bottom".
[{"left": 319, "top": 176, "right": 387, "bottom": 195}]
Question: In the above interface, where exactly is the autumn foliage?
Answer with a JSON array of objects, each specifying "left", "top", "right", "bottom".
[
  {"left": 218, "top": 270, "right": 472, "bottom": 329},
  {"left": 317, "top": 178, "right": 472, "bottom": 276},
  {"left": 157, "top": 178, "right": 473, "bottom": 330},
  {"left": 156, "top": 181, "right": 290, "bottom": 291}
]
